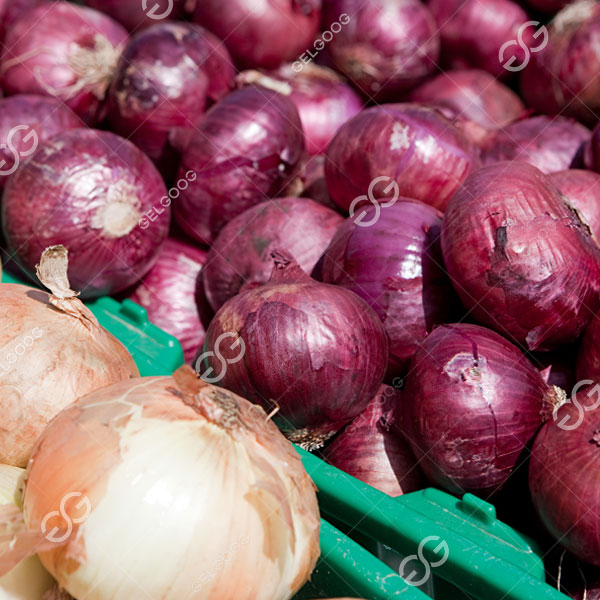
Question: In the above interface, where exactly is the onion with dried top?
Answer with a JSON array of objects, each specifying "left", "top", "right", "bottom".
[{"left": 0, "top": 366, "right": 320, "bottom": 600}]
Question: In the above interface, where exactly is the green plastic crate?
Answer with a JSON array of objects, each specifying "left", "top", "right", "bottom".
[{"left": 0, "top": 270, "right": 570, "bottom": 600}]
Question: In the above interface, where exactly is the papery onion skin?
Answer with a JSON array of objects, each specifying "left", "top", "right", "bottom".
[
  {"left": 174, "top": 86, "right": 305, "bottom": 245},
  {"left": 441, "top": 161, "right": 600, "bottom": 351},
  {"left": 410, "top": 69, "right": 525, "bottom": 134},
  {"left": 193, "top": 0, "right": 321, "bottom": 69},
  {"left": 202, "top": 197, "right": 343, "bottom": 312},
  {"left": 324, "top": 104, "right": 480, "bottom": 213},
  {"left": 2, "top": 129, "right": 170, "bottom": 298},
  {"left": 0, "top": 94, "right": 82, "bottom": 188},
  {"left": 202, "top": 253, "right": 388, "bottom": 447},
  {"left": 550, "top": 169, "right": 600, "bottom": 242},
  {"left": 428, "top": 0, "right": 533, "bottom": 78},
  {"left": 481, "top": 116, "right": 591, "bottom": 174},
  {"left": 529, "top": 402, "right": 600, "bottom": 566},
  {"left": 1, "top": 3, "right": 128, "bottom": 124},
  {"left": 322, "top": 0, "right": 439, "bottom": 99},
  {"left": 323, "top": 385, "right": 425, "bottom": 497},
  {"left": 107, "top": 22, "right": 235, "bottom": 165},
  {"left": 128, "top": 238, "right": 207, "bottom": 364},
  {"left": 319, "top": 199, "right": 459, "bottom": 378},
  {"left": 521, "top": 0, "right": 600, "bottom": 126},
  {"left": 23, "top": 369, "right": 320, "bottom": 600},
  {"left": 401, "top": 323, "right": 555, "bottom": 494},
  {"left": 239, "top": 64, "right": 362, "bottom": 156}
]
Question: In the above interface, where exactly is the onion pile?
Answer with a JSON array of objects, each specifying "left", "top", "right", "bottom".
[
  {"left": 1, "top": 3, "right": 128, "bottom": 124},
  {"left": 127, "top": 238, "right": 207, "bottom": 364},
  {"left": 441, "top": 161, "right": 600, "bottom": 351},
  {"left": 174, "top": 86, "right": 305, "bottom": 245},
  {"left": 325, "top": 103, "right": 480, "bottom": 213},
  {"left": 521, "top": 0, "right": 600, "bottom": 126},
  {"left": 323, "top": 385, "right": 424, "bottom": 497},
  {"left": 3, "top": 129, "right": 169, "bottom": 298},
  {"left": 319, "top": 199, "right": 459, "bottom": 377},
  {"left": 202, "top": 197, "right": 343, "bottom": 311},
  {"left": 0, "top": 366, "right": 321, "bottom": 600},
  {"left": 0, "top": 246, "right": 138, "bottom": 467},
  {"left": 322, "top": 0, "right": 439, "bottom": 99},
  {"left": 107, "top": 22, "right": 235, "bottom": 165},
  {"left": 481, "top": 116, "right": 591, "bottom": 174},
  {"left": 237, "top": 64, "right": 362, "bottom": 156},
  {"left": 201, "top": 251, "right": 388, "bottom": 447},
  {"left": 192, "top": 0, "right": 321, "bottom": 69},
  {"left": 401, "top": 323, "right": 559, "bottom": 494},
  {"left": 83, "top": 0, "right": 191, "bottom": 30}
]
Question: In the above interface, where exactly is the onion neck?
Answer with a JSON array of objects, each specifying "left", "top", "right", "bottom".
[
  {"left": 269, "top": 249, "right": 313, "bottom": 284},
  {"left": 542, "top": 385, "right": 568, "bottom": 422}
]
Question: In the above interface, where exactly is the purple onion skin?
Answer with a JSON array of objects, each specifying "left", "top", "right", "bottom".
[
  {"left": 82, "top": 0, "right": 190, "bottom": 31},
  {"left": 481, "top": 116, "right": 591, "bottom": 175},
  {"left": 0, "top": 0, "right": 46, "bottom": 42},
  {"left": 323, "top": 384, "right": 425, "bottom": 497},
  {"left": 325, "top": 104, "right": 479, "bottom": 213},
  {"left": 107, "top": 23, "right": 234, "bottom": 166},
  {"left": 410, "top": 69, "right": 525, "bottom": 134},
  {"left": 174, "top": 86, "right": 305, "bottom": 246},
  {"left": 202, "top": 197, "right": 343, "bottom": 312},
  {"left": 0, "top": 94, "right": 83, "bottom": 189},
  {"left": 320, "top": 199, "right": 459, "bottom": 378},
  {"left": 550, "top": 169, "right": 600, "bottom": 242},
  {"left": 428, "top": 0, "right": 533, "bottom": 78},
  {"left": 530, "top": 403, "right": 600, "bottom": 566},
  {"left": 521, "top": 1, "right": 600, "bottom": 126},
  {"left": 441, "top": 161, "right": 600, "bottom": 351},
  {"left": 193, "top": 0, "right": 321, "bottom": 69},
  {"left": 2, "top": 129, "right": 169, "bottom": 298},
  {"left": 1, "top": 4, "right": 128, "bottom": 125},
  {"left": 322, "top": 0, "right": 439, "bottom": 100},
  {"left": 298, "top": 155, "right": 340, "bottom": 211},
  {"left": 202, "top": 254, "right": 388, "bottom": 446},
  {"left": 128, "top": 238, "right": 207, "bottom": 364},
  {"left": 401, "top": 323, "right": 553, "bottom": 495},
  {"left": 582, "top": 121, "right": 600, "bottom": 173}
]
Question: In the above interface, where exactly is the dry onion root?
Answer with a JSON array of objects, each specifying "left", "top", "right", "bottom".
[
  {"left": 0, "top": 366, "right": 320, "bottom": 600},
  {"left": 0, "top": 246, "right": 138, "bottom": 467}
]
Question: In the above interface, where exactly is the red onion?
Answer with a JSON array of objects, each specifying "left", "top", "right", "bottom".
[
  {"left": 401, "top": 323, "right": 558, "bottom": 494},
  {"left": 2, "top": 129, "right": 169, "bottom": 298},
  {"left": 550, "top": 169, "right": 600, "bottom": 242},
  {"left": 322, "top": 0, "right": 439, "bottom": 99},
  {"left": 174, "top": 86, "right": 305, "bottom": 245},
  {"left": 200, "top": 251, "right": 388, "bottom": 448},
  {"left": 127, "top": 238, "right": 206, "bottom": 364},
  {"left": 529, "top": 401, "right": 600, "bottom": 566},
  {"left": 0, "top": 0, "right": 46, "bottom": 42},
  {"left": 237, "top": 64, "right": 362, "bottom": 156},
  {"left": 481, "top": 116, "right": 591, "bottom": 174},
  {"left": 323, "top": 384, "right": 425, "bottom": 496},
  {"left": 192, "top": 0, "right": 321, "bottom": 69},
  {"left": 319, "top": 199, "right": 459, "bottom": 377},
  {"left": 202, "top": 197, "right": 343, "bottom": 311},
  {"left": 82, "top": 0, "right": 191, "bottom": 31},
  {"left": 107, "top": 23, "right": 234, "bottom": 166},
  {"left": 410, "top": 69, "right": 525, "bottom": 134},
  {"left": 324, "top": 103, "right": 480, "bottom": 213},
  {"left": 521, "top": 1, "right": 600, "bottom": 126},
  {"left": 1, "top": 3, "right": 128, "bottom": 125},
  {"left": 428, "top": 0, "right": 535, "bottom": 78},
  {"left": 441, "top": 161, "right": 600, "bottom": 351},
  {"left": 0, "top": 94, "right": 82, "bottom": 188}
]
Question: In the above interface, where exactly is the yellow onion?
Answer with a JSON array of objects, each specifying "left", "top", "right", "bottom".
[
  {"left": 0, "top": 246, "right": 138, "bottom": 466},
  {"left": 0, "top": 366, "right": 320, "bottom": 600}
]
